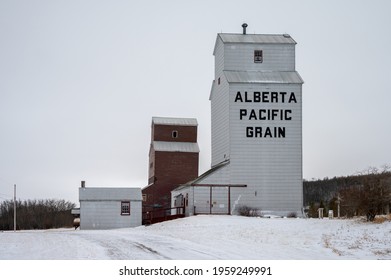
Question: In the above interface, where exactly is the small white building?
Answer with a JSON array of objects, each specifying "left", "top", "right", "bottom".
[{"left": 79, "top": 187, "right": 142, "bottom": 229}]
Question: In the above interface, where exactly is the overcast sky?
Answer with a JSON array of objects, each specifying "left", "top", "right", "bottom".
[{"left": 1, "top": 0, "right": 390, "bottom": 204}]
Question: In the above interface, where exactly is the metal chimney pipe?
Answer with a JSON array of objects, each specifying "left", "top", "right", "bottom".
[
  {"left": 242, "top": 23, "right": 248, "bottom": 35},
  {"left": 81, "top": 181, "right": 85, "bottom": 188}
]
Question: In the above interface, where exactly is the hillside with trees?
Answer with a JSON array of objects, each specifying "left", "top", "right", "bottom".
[{"left": 304, "top": 166, "right": 391, "bottom": 220}]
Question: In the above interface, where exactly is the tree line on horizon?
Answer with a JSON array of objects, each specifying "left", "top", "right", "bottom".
[
  {"left": 304, "top": 166, "right": 391, "bottom": 221},
  {"left": 0, "top": 199, "right": 75, "bottom": 230}
]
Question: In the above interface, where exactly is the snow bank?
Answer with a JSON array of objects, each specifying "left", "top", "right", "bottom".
[{"left": 0, "top": 215, "right": 390, "bottom": 260}]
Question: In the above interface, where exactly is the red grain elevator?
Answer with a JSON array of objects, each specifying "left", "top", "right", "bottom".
[{"left": 142, "top": 117, "right": 199, "bottom": 212}]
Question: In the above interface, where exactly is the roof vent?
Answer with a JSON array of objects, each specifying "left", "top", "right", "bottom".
[
  {"left": 242, "top": 23, "right": 248, "bottom": 35},
  {"left": 283, "top": 34, "right": 291, "bottom": 38}
]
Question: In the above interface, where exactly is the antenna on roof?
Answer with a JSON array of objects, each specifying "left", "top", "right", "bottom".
[{"left": 242, "top": 23, "right": 248, "bottom": 35}]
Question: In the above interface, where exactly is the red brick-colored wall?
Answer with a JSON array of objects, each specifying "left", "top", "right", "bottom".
[
  {"left": 154, "top": 151, "right": 199, "bottom": 186},
  {"left": 152, "top": 125, "right": 197, "bottom": 143},
  {"left": 144, "top": 151, "right": 199, "bottom": 209}
]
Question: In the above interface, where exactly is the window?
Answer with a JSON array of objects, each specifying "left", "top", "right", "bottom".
[
  {"left": 142, "top": 194, "right": 147, "bottom": 202},
  {"left": 254, "top": 50, "right": 263, "bottom": 63},
  {"left": 172, "top": 130, "right": 178, "bottom": 138},
  {"left": 121, "top": 201, "right": 130, "bottom": 215},
  {"left": 218, "top": 77, "right": 220, "bottom": 85}
]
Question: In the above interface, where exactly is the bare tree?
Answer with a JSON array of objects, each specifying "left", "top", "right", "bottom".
[
  {"left": 337, "top": 166, "right": 391, "bottom": 221},
  {"left": 339, "top": 186, "right": 363, "bottom": 217},
  {"left": 0, "top": 199, "right": 75, "bottom": 230},
  {"left": 359, "top": 166, "right": 391, "bottom": 221}
]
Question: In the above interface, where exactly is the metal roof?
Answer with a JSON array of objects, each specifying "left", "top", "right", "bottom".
[
  {"left": 79, "top": 187, "right": 142, "bottom": 201},
  {"left": 153, "top": 141, "right": 200, "bottom": 153},
  {"left": 218, "top": 33, "right": 297, "bottom": 44},
  {"left": 224, "top": 70, "right": 304, "bottom": 84},
  {"left": 173, "top": 160, "right": 231, "bottom": 191},
  {"left": 188, "top": 159, "right": 230, "bottom": 185},
  {"left": 152, "top": 116, "right": 198, "bottom": 126}
]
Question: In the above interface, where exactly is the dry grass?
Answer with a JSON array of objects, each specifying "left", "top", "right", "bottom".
[
  {"left": 322, "top": 234, "right": 344, "bottom": 256},
  {"left": 323, "top": 235, "right": 331, "bottom": 248},
  {"left": 373, "top": 214, "right": 391, "bottom": 224},
  {"left": 373, "top": 249, "right": 391, "bottom": 256}
]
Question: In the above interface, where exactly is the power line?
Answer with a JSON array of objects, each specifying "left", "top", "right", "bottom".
[
  {"left": 0, "top": 176, "right": 13, "bottom": 186},
  {"left": 0, "top": 192, "right": 12, "bottom": 197},
  {"left": 0, "top": 176, "right": 16, "bottom": 200},
  {"left": 0, "top": 191, "right": 13, "bottom": 201}
]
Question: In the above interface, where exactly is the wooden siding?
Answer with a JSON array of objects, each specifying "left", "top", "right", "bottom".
[
  {"left": 152, "top": 124, "right": 197, "bottom": 143},
  {"left": 224, "top": 43, "right": 295, "bottom": 72},
  {"left": 144, "top": 150, "right": 199, "bottom": 208},
  {"left": 214, "top": 37, "right": 225, "bottom": 82},
  {"left": 172, "top": 186, "right": 231, "bottom": 215},
  {"left": 80, "top": 200, "right": 142, "bottom": 229},
  {"left": 211, "top": 37, "right": 230, "bottom": 166},
  {"left": 228, "top": 83, "right": 303, "bottom": 212},
  {"left": 145, "top": 117, "right": 199, "bottom": 209},
  {"left": 207, "top": 33, "right": 303, "bottom": 215},
  {"left": 79, "top": 188, "right": 142, "bottom": 229}
]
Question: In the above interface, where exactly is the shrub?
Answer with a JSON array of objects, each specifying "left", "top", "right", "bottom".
[
  {"left": 287, "top": 212, "right": 297, "bottom": 218},
  {"left": 0, "top": 199, "right": 75, "bottom": 230},
  {"left": 238, "top": 205, "right": 261, "bottom": 217}
]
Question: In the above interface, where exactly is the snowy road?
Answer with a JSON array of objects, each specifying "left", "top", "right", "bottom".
[{"left": 1, "top": 215, "right": 390, "bottom": 260}]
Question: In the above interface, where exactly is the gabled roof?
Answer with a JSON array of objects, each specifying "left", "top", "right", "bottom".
[
  {"left": 153, "top": 141, "right": 200, "bottom": 153},
  {"left": 152, "top": 117, "right": 198, "bottom": 126},
  {"left": 213, "top": 33, "right": 297, "bottom": 56},
  {"left": 224, "top": 70, "right": 304, "bottom": 84},
  {"left": 218, "top": 33, "right": 297, "bottom": 44},
  {"left": 79, "top": 187, "right": 142, "bottom": 201}
]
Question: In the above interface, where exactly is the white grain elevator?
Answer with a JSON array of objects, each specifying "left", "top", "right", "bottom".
[{"left": 173, "top": 24, "right": 304, "bottom": 216}]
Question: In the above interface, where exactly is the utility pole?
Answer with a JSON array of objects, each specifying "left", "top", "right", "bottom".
[
  {"left": 14, "top": 184, "right": 16, "bottom": 232},
  {"left": 337, "top": 194, "right": 341, "bottom": 219}
]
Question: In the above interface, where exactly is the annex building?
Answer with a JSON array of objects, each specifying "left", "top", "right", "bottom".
[{"left": 142, "top": 117, "right": 199, "bottom": 214}]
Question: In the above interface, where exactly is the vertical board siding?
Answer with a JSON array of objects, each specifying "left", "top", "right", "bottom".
[
  {"left": 193, "top": 186, "right": 211, "bottom": 214},
  {"left": 210, "top": 187, "right": 229, "bottom": 214}
]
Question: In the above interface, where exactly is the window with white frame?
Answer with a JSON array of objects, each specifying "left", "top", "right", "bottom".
[
  {"left": 254, "top": 50, "right": 263, "bottom": 63},
  {"left": 121, "top": 201, "right": 130, "bottom": 215}
]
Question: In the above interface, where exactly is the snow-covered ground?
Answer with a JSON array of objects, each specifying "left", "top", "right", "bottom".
[{"left": 1, "top": 215, "right": 390, "bottom": 260}]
